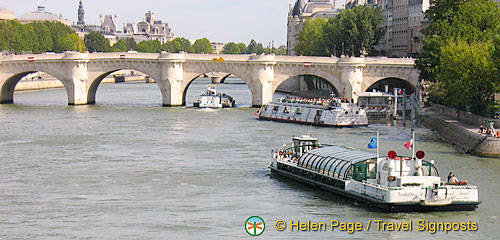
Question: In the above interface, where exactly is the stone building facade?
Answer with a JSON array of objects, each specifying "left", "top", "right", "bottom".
[
  {"left": 0, "top": 6, "right": 14, "bottom": 20},
  {"left": 121, "top": 11, "right": 174, "bottom": 44},
  {"left": 287, "top": 0, "right": 341, "bottom": 56},
  {"left": 345, "top": 0, "right": 430, "bottom": 57}
]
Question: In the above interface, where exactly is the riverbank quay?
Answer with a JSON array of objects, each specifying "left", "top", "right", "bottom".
[
  {"left": 14, "top": 75, "right": 147, "bottom": 92},
  {"left": 420, "top": 106, "right": 500, "bottom": 157}
]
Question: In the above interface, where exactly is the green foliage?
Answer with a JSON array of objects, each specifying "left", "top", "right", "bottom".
[
  {"left": 44, "top": 22, "right": 76, "bottom": 53},
  {"left": 322, "top": 6, "right": 384, "bottom": 57},
  {"left": 112, "top": 39, "right": 128, "bottom": 52},
  {"left": 416, "top": 0, "right": 500, "bottom": 114},
  {"left": 164, "top": 40, "right": 181, "bottom": 53},
  {"left": 84, "top": 31, "right": 111, "bottom": 52},
  {"left": 136, "top": 39, "right": 162, "bottom": 53},
  {"left": 30, "top": 22, "right": 54, "bottom": 53},
  {"left": 162, "top": 37, "right": 194, "bottom": 53},
  {"left": 237, "top": 43, "right": 247, "bottom": 54},
  {"left": 59, "top": 33, "right": 85, "bottom": 52},
  {"left": 192, "top": 38, "right": 213, "bottom": 53},
  {"left": 417, "top": 0, "right": 500, "bottom": 83},
  {"left": 295, "top": 18, "right": 327, "bottom": 56},
  {"left": 247, "top": 39, "right": 264, "bottom": 54},
  {"left": 124, "top": 38, "right": 137, "bottom": 51},
  {"left": 0, "top": 20, "right": 77, "bottom": 53},
  {"left": 436, "top": 40, "right": 498, "bottom": 114},
  {"left": 222, "top": 42, "right": 242, "bottom": 54}
]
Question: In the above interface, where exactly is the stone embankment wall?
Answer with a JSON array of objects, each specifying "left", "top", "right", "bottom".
[
  {"left": 421, "top": 114, "right": 500, "bottom": 157},
  {"left": 430, "top": 104, "right": 500, "bottom": 128},
  {"left": 15, "top": 76, "right": 146, "bottom": 91}
]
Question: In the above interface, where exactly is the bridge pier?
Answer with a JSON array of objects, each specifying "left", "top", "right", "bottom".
[
  {"left": 250, "top": 55, "right": 276, "bottom": 107},
  {"left": 159, "top": 53, "right": 185, "bottom": 107},
  {"left": 64, "top": 52, "right": 90, "bottom": 105},
  {"left": 339, "top": 57, "right": 365, "bottom": 102}
]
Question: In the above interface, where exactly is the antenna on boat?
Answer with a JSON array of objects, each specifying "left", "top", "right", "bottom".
[{"left": 376, "top": 131, "right": 380, "bottom": 161}]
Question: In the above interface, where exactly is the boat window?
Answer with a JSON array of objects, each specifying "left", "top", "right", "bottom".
[
  {"left": 263, "top": 106, "right": 268, "bottom": 112},
  {"left": 284, "top": 106, "right": 291, "bottom": 113},
  {"left": 272, "top": 106, "right": 279, "bottom": 112},
  {"left": 317, "top": 110, "right": 323, "bottom": 116},
  {"left": 356, "top": 111, "right": 359, "bottom": 115},
  {"left": 345, "top": 111, "right": 349, "bottom": 115},
  {"left": 296, "top": 108, "right": 302, "bottom": 114}
]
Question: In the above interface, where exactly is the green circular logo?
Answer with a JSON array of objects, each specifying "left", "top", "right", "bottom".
[{"left": 245, "top": 216, "right": 265, "bottom": 236}]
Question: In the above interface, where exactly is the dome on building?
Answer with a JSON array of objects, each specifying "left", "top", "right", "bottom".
[
  {"left": 303, "top": 0, "right": 335, "bottom": 14},
  {"left": 17, "top": 6, "right": 70, "bottom": 25}
]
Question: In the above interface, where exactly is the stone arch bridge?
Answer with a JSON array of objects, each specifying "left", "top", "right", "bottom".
[{"left": 0, "top": 52, "right": 418, "bottom": 107}]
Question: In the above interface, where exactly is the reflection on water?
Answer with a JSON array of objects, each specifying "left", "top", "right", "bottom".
[{"left": 0, "top": 79, "right": 498, "bottom": 239}]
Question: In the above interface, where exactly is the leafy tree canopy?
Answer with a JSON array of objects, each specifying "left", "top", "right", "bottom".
[{"left": 192, "top": 38, "right": 213, "bottom": 53}]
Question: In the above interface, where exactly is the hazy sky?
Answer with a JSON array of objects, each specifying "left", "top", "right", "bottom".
[{"left": 1, "top": 0, "right": 346, "bottom": 46}]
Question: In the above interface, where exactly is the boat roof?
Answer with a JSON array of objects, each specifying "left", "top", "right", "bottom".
[
  {"left": 266, "top": 101, "right": 330, "bottom": 109},
  {"left": 306, "top": 146, "right": 377, "bottom": 163},
  {"left": 293, "top": 135, "right": 318, "bottom": 141},
  {"left": 355, "top": 92, "right": 394, "bottom": 97},
  {"left": 297, "top": 146, "right": 377, "bottom": 179}
]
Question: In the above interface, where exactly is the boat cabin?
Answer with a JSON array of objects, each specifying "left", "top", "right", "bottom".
[{"left": 293, "top": 146, "right": 439, "bottom": 188}]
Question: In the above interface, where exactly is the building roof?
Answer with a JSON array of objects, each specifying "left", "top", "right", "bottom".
[
  {"left": 292, "top": 0, "right": 305, "bottom": 16},
  {"left": 303, "top": 1, "right": 335, "bottom": 14},
  {"left": 17, "top": 6, "right": 67, "bottom": 22}
]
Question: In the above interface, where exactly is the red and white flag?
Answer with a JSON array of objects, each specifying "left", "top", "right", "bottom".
[{"left": 404, "top": 139, "right": 413, "bottom": 149}]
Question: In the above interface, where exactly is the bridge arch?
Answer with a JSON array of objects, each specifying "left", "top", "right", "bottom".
[
  {"left": 87, "top": 67, "right": 162, "bottom": 105},
  {"left": 0, "top": 70, "right": 70, "bottom": 104},
  {"left": 364, "top": 77, "right": 417, "bottom": 94},
  {"left": 182, "top": 71, "right": 254, "bottom": 106},
  {"left": 273, "top": 69, "right": 344, "bottom": 98}
]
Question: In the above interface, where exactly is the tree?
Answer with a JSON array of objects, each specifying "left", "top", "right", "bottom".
[
  {"left": 417, "top": 0, "right": 500, "bottom": 83},
  {"left": 164, "top": 40, "right": 181, "bottom": 53},
  {"left": 29, "top": 22, "right": 53, "bottom": 53},
  {"left": 247, "top": 39, "right": 264, "bottom": 54},
  {"left": 415, "top": 0, "right": 500, "bottom": 114},
  {"left": 222, "top": 42, "right": 241, "bottom": 54},
  {"left": 112, "top": 39, "right": 128, "bottom": 52},
  {"left": 84, "top": 31, "right": 111, "bottom": 52},
  {"left": 237, "top": 43, "right": 247, "bottom": 54},
  {"left": 124, "top": 38, "right": 137, "bottom": 51},
  {"left": 295, "top": 18, "right": 327, "bottom": 56},
  {"left": 45, "top": 22, "right": 76, "bottom": 53},
  {"left": 58, "top": 33, "right": 85, "bottom": 52},
  {"left": 136, "top": 39, "right": 162, "bottom": 53},
  {"left": 436, "top": 40, "right": 498, "bottom": 114},
  {"left": 322, "top": 6, "right": 384, "bottom": 57},
  {"left": 192, "top": 38, "right": 213, "bottom": 53},
  {"left": 173, "top": 37, "right": 194, "bottom": 53}
]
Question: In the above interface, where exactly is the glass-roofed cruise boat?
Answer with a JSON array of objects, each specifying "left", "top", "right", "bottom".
[{"left": 269, "top": 136, "right": 480, "bottom": 212}]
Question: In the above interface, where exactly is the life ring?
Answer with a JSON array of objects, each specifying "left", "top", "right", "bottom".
[{"left": 387, "top": 176, "right": 396, "bottom": 182}]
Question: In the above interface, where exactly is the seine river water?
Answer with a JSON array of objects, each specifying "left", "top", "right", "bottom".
[{"left": 0, "top": 78, "right": 499, "bottom": 239}]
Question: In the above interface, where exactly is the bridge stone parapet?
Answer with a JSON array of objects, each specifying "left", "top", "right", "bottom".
[{"left": 0, "top": 53, "right": 418, "bottom": 107}]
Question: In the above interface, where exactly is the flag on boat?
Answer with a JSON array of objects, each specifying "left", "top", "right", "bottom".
[
  {"left": 368, "top": 136, "right": 377, "bottom": 149},
  {"left": 404, "top": 139, "right": 413, "bottom": 149}
]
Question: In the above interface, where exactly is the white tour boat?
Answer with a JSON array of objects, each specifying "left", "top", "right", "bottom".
[
  {"left": 269, "top": 135, "right": 480, "bottom": 212},
  {"left": 257, "top": 97, "right": 368, "bottom": 127},
  {"left": 193, "top": 85, "right": 235, "bottom": 108}
]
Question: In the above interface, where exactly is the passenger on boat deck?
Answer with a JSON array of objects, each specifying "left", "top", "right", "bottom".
[
  {"left": 447, "top": 172, "right": 454, "bottom": 182},
  {"left": 448, "top": 173, "right": 459, "bottom": 184}
]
